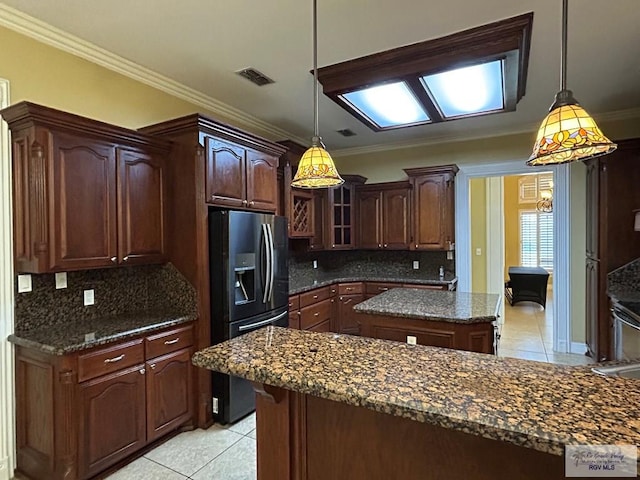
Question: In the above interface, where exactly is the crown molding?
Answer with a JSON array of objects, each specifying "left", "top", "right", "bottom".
[
  {"left": 0, "top": 4, "right": 308, "bottom": 144},
  {"left": 332, "top": 106, "right": 640, "bottom": 158}
]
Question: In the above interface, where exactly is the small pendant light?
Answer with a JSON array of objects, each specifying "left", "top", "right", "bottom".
[
  {"left": 527, "top": 0, "right": 616, "bottom": 166},
  {"left": 291, "top": 0, "right": 344, "bottom": 188}
]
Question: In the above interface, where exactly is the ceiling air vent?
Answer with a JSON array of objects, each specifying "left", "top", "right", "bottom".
[
  {"left": 336, "top": 128, "right": 357, "bottom": 137},
  {"left": 235, "top": 68, "right": 275, "bottom": 86}
]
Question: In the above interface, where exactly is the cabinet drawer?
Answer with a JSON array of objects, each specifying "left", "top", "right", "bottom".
[
  {"left": 300, "top": 286, "right": 331, "bottom": 308},
  {"left": 338, "top": 282, "right": 364, "bottom": 295},
  {"left": 289, "top": 295, "right": 300, "bottom": 311},
  {"left": 300, "top": 298, "right": 332, "bottom": 330},
  {"left": 78, "top": 339, "right": 145, "bottom": 382},
  {"left": 146, "top": 325, "right": 194, "bottom": 359},
  {"left": 365, "top": 282, "right": 399, "bottom": 295}
]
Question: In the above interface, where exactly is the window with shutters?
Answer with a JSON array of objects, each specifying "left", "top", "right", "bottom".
[
  {"left": 520, "top": 209, "right": 553, "bottom": 271},
  {"left": 518, "top": 172, "right": 553, "bottom": 204}
]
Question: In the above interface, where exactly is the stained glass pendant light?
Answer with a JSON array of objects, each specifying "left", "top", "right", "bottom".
[
  {"left": 291, "top": 0, "right": 344, "bottom": 188},
  {"left": 527, "top": 0, "right": 616, "bottom": 166}
]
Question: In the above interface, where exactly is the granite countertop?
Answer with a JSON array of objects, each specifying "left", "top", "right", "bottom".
[
  {"left": 289, "top": 273, "right": 457, "bottom": 295},
  {"left": 192, "top": 326, "right": 640, "bottom": 456},
  {"left": 9, "top": 310, "right": 197, "bottom": 355},
  {"left": 354, "top": 288, "right": 500, "bottom": 324}
]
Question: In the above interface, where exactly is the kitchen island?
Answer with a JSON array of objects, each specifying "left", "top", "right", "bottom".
[
  {"left": 354, "top": 288, "right": 500, "bottom": 353},
  {"left": 192, "top": 327, "right": 640, "bottom": 479}
]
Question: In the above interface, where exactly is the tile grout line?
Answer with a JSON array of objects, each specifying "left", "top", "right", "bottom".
[
  {"left": 139, "top": 456, "right": 190, "bottom": 479},
  {"left": 186, "top": 433, "right": 246, "bottom": 479}
]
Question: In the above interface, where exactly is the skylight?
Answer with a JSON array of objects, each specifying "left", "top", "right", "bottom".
[
  {"left": 421, "top": 61, "right": 504, "bottom": 118},
  {"left": 340, "top": 82, "right": 430, "bottom": 128},
  {"left": 316, "top": 13, "right": 533, "bottom": 132}
]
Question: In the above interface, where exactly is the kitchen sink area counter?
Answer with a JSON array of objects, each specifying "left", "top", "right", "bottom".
[
  {"left": 353, "top": 288, "right": 499, "bottom": 323},
  {"left": 193, "top": 327, "right": 640, "bottom": 479}
]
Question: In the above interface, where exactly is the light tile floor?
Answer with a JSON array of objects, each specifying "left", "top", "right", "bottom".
[
  {"left": 498, "top": 292, "right": 595, "bottom": 366},
  {"left": 108, "top": 293, "right": 594, "bottom": 479}
]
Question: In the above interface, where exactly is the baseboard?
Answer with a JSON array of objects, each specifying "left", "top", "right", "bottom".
[
  {"left": 570, "top": 342, "right": 588, "bottom": 355},
  {"left": 0, "top": 456, "right": 9, "bottom": 480}
]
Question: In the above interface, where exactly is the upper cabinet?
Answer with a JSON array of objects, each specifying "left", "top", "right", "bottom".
[
  {"left": 327, "top": 175, "right": 367, "bottom": 250},
  {"left": 357, "top": 182, "right": 411, "bottom": 250},
  {"left": 405, "top": 165, "right": 458, "bottom": 251},
  {"left": 1, "top": 102, "right": 170, "bottom": 273},
  {"left": 278, "top": 140, "right": 315, "bottom": 238},
  {"left": 205, "top": 137, "right": 279, "bottom": 211}
]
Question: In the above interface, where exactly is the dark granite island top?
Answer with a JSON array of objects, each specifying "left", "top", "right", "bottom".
[
  {"left": 289, "top": 273, "right": 457, "bottom": 295},
  {"left": 193, "top": 327, "right": 640, "bottom": 479},
  {"left": 9, "top": 310, "right": 196, "bottom": 355},
  {"left": 353, "top": 288, "right": 500, "bottom": 324}
]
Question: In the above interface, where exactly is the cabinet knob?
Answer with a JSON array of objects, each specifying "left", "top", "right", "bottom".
[
  {"left": 250, "top": 201, "right": 255, "bottom": 206},
  {"left": 378, "top": 244, "right": 382, "bottom": 248},
  {"left": 110, "top": 256, "right": 117, "bottom": 263},
  {"left": 139, "top": 368, "right": 146, "bottom": 375},
  {"left": 243, "top": 200, "right": 248, "bottom": 205},
  {"left": 332, "top": 244, "right": 336, "bottom": 248},
  {"left": 149, "top": 363, "right": 156, "bottom": 370},
  {"left": 384, "top": 244, "right": 388, "bottom": 248},
  {"left": 415, "top": 244, "right": 418, "bottom": 248},
  {"left": 122, "top": 256, "right": 129, "bottom": 262}
]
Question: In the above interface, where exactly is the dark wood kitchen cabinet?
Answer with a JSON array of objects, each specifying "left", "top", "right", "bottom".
[
  {"left": 405, "top": 165, "right": 458, "bottom": 251},
  {"left": 328, "top": 175, "right": 366, "bottom": 249},
  {"left": 0, "top": 102, "right": 170, "bottom": 273},
  {"left": 337, "top": 282, "right": 365, "bottom": 335},
  {"left": 357, "top": 182, "right": 411, "bottom": 250},
  {"left": 205, "top": 137, "right": 279, "bottom": 211},
  {"left": 14, "top": 323, "right": 195, "bottom": 480},
  {"left": 585, "top": 138, "right": 640, "bottom": 361}
]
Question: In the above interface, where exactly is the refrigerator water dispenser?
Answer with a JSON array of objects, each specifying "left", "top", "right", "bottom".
[{"left": 234, "top": 253, "right": 255, "bottom": 304}]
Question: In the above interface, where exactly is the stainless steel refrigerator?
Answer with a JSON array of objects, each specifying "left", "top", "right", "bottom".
[{"left": 209, "top": 209, "right": 289, "bottom": 424}]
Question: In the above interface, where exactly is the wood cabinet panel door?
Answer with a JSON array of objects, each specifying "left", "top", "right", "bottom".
[
  {"left": 51, "top": 133, "right": 117, "bottom": 270},
  {"left": 78, "top": 365, "right": 146, "bottom": 479},
  {"left": 117, "top": 148, "right": 166, "bottom": 265},
  {"left": 146, "top": 348, "right": 193, "bottom": 442},
  {"left": 358, "top": 190, "right": 382, "bottom": 249},
  {"left": 382, "top": 187, "right": 411, "bottom": 249},
  {"left": 246, "top": 149, "right": 278, "bottom": 211},
  {"left": 309, "top": 190, "right": 327, "bottom": 250},
  {"left": 412, "top": 174, "right": 447, "bottom": 250},
  {"left": 205, "top": 137, "right": 246, "bottom": 207},
  {"left": 337, "top": 294, "right": 364, "bottom": 335}
]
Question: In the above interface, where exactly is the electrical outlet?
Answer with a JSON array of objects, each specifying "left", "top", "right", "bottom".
[
  {"left": 84, "top": 332, "right": 96, "bottom": 342},
  {"left": 412, "top": 261, "right": 419, "bottom": 270},
  {"left": 83, "top": 289, "right": 95, "bottom": 306},
  {"left": 446, "top": 251, "right": 454, "bottom": 260},
  {"left": 212, "top": 397, "right": 219, "bottom": 414},
  {"left": 313, "top": 260, "right": 318, "bottom": 269},
  {"left": 406, "top": 335, "right": 417, "bottom": 345},
  {"left": 475, "top": 248, "right": 482, "bottom": 256},
  {"left": 17, "top": 274, "right": 32, "bottom": 293},
  {"left": 55, "top": 272, "right": 68, "bottom": 289}
]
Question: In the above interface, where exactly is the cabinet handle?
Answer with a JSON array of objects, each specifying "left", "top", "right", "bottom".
[
  {"left": 314, "top": 312, "right": 320, "bottom": 317},
  {"left": 343, "top": 298, "right": 353, "bottom": 305},
  {"left": 104, "top": 354, "right": 125, "bottom": 364},
  {"left": 378, "top": 287, "right": 389, "bottom": 291},
  {"left": 122, "top": 256, "right": 129, "bottom": 262},
  {"left": 164, "top": 338, "right": 180, "bottom": 345},
  {"left": 346, "top": 287, "right": 353, "bottom": 291},
  {"left": 139, "top": 368, "right": 146, "bottom": 375},
  {"left": 313, "top": 295, "right": 319, "bottom": 299},
  {"left": 149, "top": 363, "right": 156, "bottom": 369},
  {"left": 331, "top": 289, "right": 336, "bottom": 294},
  {"left": 110, "top": 256, "right": 117, "bottom": 263}
]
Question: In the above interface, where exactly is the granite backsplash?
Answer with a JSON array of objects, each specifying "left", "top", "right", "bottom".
[
  {"left": 290, "top": 250, "right": 455, "bottom": 285},
  {"left": 15, "top": 263, "right": 197, "bottom": 332},
  {"left": 608, "top": 257, "right": 640, "bottom": 300}
]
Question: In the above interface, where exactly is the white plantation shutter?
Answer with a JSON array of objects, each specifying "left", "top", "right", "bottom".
[{"left": 520, "top": 210, "right": 553, "bottom": 271}]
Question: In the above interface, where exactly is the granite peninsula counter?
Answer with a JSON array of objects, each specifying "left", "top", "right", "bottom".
[
  {"left": 192, "top": 327, "right": 640, "bottom": 480},
  {"left": 353, "top": 288, "right": 501, "bottom": 354}
]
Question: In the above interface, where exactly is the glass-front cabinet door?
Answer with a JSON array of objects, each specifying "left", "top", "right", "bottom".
[{"left": 328, "top": 175, "right": 366, "bottom": 249}]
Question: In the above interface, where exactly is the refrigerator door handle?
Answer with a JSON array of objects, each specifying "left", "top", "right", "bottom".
[
  {"left": 261, "top": 224, "right": 272, "bottom": 304},
  {"left": 266, "top": 223, "right": 275, "bottom": 302},
  {"left": 238, "top": 311, "right": 287, "bottom": 332}
]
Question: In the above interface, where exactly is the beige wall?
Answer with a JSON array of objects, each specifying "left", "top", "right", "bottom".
[
  {"left": 503, "top": 175, "right": 521, "bottom": 280},
  {"left": 470, "top": 178, "right": 487, "bottom": 293},
  {"left": 0, "top": 26, "right": 246, "bottom": 132}
]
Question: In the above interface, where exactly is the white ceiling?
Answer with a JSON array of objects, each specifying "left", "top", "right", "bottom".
[{"left": 2, "top": 0, "right": 640, "bottom": 154}]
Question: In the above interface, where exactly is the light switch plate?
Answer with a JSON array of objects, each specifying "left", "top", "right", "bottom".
[
  {"left": 475, "top": 248, "right": 482, "bottom": 256},
  {"left": 55, "top": 272, "right": 67, "bottom": 289},
  {"left": 407, "top": 335, "right": 417, "bottom": 345},
  {"left": 446, "top": 251, "right": 454, "bottom": 260},
  {"left": 412, "top": 261, "right": 419, "bottom": 270},
  {"left": 313, "top": 260, "right": 318, "bottom": 269},
  {"left": 17, "top": 274, "right": 32, "bottom": 293},
  {"left": 83, "top": 289, "right": 95, "bottom": 306}
]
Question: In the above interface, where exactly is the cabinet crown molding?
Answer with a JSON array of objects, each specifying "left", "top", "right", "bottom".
[
  {"left": 0, "top": 101, "right": 171, "bottom": 151},
  {"left": 404, "top": 164, "right": 459, "bottom": 177}
]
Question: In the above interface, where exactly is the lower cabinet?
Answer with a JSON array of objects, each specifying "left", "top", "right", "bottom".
[
  {"left": 15, "top": 323, "right": 194, "bottom": 480},
  {"left": 337, "top": 282, "right": 365, "bottom": 335}
]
